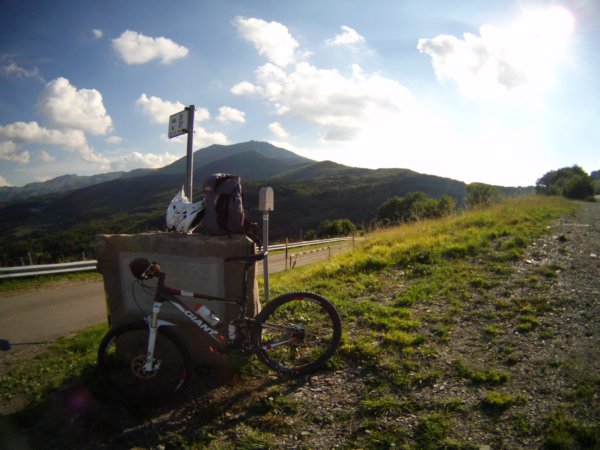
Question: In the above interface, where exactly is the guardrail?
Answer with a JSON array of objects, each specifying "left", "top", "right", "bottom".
[
  {"left": 0, "top": 237, "right": 356, "bottom": 279},
  {"left": 0, "top": 261, "right": 98, "bottom": 279}
]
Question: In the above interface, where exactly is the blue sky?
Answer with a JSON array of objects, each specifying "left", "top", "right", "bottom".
[{"left": 1, "top": 0, "right": 599, "bottom": 188}]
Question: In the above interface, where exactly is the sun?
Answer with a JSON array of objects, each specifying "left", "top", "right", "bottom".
[
  {"left": 502, "top": 5, "right": 575, "bottom": 89},
  {"left": 520, "top": 6, "right": 574, "bottom": 51}
]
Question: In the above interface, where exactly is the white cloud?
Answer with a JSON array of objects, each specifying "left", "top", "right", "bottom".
[
  {"left": 112, "top": 30, "right": 189, "bottom": 65},
  {"left": 234, "top": 17, "right": 303, "bottom": 67},
  {"left": 231, "top": 81, "right": 257, "bottom": 95},
  {"left": 37, "top": 150, "right": 55, "bottom": 162},
  {"left": 217, "top": 106, "right": 245, "bottom": 123},
  {"left": 417, "top": 6, "right": 575, "bottom": 99},
  {"left": 0, "top": 121, "right": 110, "bottom": 167},
  {"left": 232, "top": 19, "right": 415, "bottom": 143},
  {"left": 0, "top": 140, "right": 29, "bottom": 164},
  {"left": 137, "top": 93, "right": 185, "bottom": 124},
  {"left": 106, "top": 135, "right": 123, "bottom": 144},
  {"left": 268, "top": 122, "right": 289, "bottom": 138},
  {"left": 234, "top": 61, "right": 414, "bottom": 142},
  {"left": 137, "top": 94, "right": 212, "bottom": 137},
  {"left": 111, "top": 151, "right": 179, "bottom": 171},
  {"left": 37, "top": 77, "right": 113, "bottom": 135},
  {"left": 0, "top": 56, "right": 44, "bottom": 82},
  {"left": 0, "top": 175, "right": 12, "bottom": 187},
  {"left": 194, "top": 107, "right": 211, "bottom": 122},
  {"left": 326, "top": 26, "right": 365, "bottom": 47},
  {"left": 195, "top": 127, "right": 228, "bottom": 147},
  {"left": 92, "top": 28, "right": 103, "bottom": 39}
]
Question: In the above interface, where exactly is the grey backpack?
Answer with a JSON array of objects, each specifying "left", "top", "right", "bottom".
[{"left": 202, "top": 173, "right": 260, "bottom": 244}]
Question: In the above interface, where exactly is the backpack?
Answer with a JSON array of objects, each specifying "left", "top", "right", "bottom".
[{"left": 202, "top": 173, "right": 261, "bottom": 245}]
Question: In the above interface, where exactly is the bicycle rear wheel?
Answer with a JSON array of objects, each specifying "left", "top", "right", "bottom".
[
  {"left": 97, "top": 321, "right": 192, "bottom": 404},
  {"left": 251, "top": 292, "right": 342, "bottom": 375}
]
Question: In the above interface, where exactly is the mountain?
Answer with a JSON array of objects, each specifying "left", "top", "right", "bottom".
[
  {"left": 0, "top": 172, "right": 133, "bottom": 203},
  {"left": 159, "top": 140, "right": 311, "bottom": 177},
  {"left": 0, "top": 141, "right": 310, "bottom": 205},
  {"left": 0, "top": 140, "right": 528, "bottom": 266}
]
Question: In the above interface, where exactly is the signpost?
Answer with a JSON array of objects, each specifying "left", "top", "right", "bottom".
[
  {"left": 259, "top": 187, "right": 274, "bottom": 301},
  {"left": 168, "top": 105, "right": 195, "bottom": 201}
]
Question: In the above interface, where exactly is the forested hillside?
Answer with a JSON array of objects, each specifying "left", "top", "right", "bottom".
[{"left": 0, "top": 141, "right": 529, "bottom": 266}]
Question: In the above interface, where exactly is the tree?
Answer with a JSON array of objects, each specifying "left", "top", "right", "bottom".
[
  {"left": 316, "top": 218, "right": 356, "bottom": 238},
  {"left": 437, "top": 195, "right": 456, "bottom": 217},
  {"left": 591, "top": 170, "right": 600, "bottom": 195},
  {"left": 376, "top": 192, "right": 456, "bottom": 224},
  {"left": 536, "top": 165, "right": 594, "bottom": 200},
  {"left": 466, "top": 183, "right": 500, "bottom": 209}
]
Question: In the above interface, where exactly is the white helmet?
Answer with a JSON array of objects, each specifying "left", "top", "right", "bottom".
[{"left": 165, "top": 187, "right": 204, "bottom": 233}]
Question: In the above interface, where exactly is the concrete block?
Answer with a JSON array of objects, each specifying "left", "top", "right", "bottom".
[{"left": 95, "top": 232, "right": 260, "bottom": 368}]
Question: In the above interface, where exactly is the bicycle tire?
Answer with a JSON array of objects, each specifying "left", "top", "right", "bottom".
[
  {"left": 251, "top": 292, "right": 342, "bottom": 375},
  {"left": 97, "top": 321, "right": 192, "bottom": 404}
]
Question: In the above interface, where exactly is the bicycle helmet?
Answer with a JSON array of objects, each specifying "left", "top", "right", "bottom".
[{"left": 165, "top": 186, "right": 204, "bottom": 233}]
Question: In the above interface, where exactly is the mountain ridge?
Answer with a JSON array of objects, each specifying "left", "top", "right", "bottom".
[{"left": 0, "top": 140, "right": 532, "bottom": 265}]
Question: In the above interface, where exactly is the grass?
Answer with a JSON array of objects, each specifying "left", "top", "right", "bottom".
[
  {"left": 0, "top": 323, "right": 107, "bottom": 405},
  {"left": 0, "top": 271, "right": 102, "bottom": 295},
  {"left": 2, "top": 195, "right": 598, "bottom": 448}
]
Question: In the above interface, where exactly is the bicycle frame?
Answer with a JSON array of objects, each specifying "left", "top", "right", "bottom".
[{"left": 142, "top": 258, "right": 256, "bottom": 372}]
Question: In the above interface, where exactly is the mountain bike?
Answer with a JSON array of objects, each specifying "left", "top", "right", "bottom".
[{"left": 97, "top": 253, "right": 342, "bottom": 403}]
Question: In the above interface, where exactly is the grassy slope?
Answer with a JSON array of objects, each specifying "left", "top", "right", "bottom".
[{"left": 2, "top": 196, "right": 598, "bottom": 449}]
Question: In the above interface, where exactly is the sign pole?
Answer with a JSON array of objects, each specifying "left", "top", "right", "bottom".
[
  {"left": 168, "top": 105, "right": 195, "bottom": 200},
  {"left": 185, "top": 105, "right": 195, "bottom": 201},
  {"left": 259, "top": 187, "right": 274, "bottom": 302},
  {"left": 262, "top": 212, "right": 270, "bottom": 301}
]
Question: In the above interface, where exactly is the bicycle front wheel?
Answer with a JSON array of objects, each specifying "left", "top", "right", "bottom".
[
  {"left": 251, "top": 292, "right": 342, "bottom": 375},
  {"left": 97, "top": 322, "right": 192, "bottom": 404}
]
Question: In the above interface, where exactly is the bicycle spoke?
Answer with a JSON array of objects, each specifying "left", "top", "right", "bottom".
[
  {"left": 98, "top": 322, "right": 191, "bottom": 404},
  {"left": 252, "top": 292, "right": 341, "bottom": 374}
]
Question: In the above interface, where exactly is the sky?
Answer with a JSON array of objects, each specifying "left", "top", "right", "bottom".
[{"left": 1, "top": 0, "right": 599, "bottom": 188}]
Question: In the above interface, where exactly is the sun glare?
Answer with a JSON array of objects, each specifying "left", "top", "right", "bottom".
[
  {"left": 503, "top": 5, "right": 575, "bottom": 90},
  {"left": 521, "top": 6, "right": 574, "bottom": 48}
]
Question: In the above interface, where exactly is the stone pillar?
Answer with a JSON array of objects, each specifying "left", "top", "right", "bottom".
[{"left": 95, "top": 232, "right": 260, "bottom": 368}]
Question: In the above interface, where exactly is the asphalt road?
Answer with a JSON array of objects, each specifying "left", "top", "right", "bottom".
[{"left": 0, "top": 244, "right": 352, "bottom": 352}]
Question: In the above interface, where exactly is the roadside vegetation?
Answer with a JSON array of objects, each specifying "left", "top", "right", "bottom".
[
  {"left": 2, "top": 195, "right": 599, "bottom": 449},
  {"left": 536, "top": 165, "right": 597, "bottom": 200},
  {"left": 0, "top": 271, "right": 101, "bottom": 296}
]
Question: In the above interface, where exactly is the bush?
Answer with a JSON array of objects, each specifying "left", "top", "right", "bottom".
[
  {"left": 536, "top": 165, "right": 595, "bottom": 200},
  {"left": 376, "top": 192, "right": 456, "bottom": 225},
  {"left": 466, "top": 183, "right": 500, "bottom": 209},
  {"left": 315, "top": 218, "right": 356, "bottom": 238}
]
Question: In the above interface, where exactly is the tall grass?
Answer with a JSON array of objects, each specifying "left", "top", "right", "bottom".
[
  {"left": 271, "top": 195, "right": 577, "bottom": 304},
  {"left": 267, "top": 195, "right": 578, "bottom": 388}
]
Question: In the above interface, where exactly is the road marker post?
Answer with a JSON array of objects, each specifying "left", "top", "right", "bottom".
[{"left": 259, "top": 187, "right": 274, "bottom": 301}]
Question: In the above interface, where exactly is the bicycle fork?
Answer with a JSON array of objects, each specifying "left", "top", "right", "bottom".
[{"left": 143, "top": 301, "right": 163, "bottom": 373}]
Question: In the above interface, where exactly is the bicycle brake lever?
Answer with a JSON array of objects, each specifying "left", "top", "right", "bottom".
[{"left": 144, "top": 262, "right": 160, "bottom": 279}]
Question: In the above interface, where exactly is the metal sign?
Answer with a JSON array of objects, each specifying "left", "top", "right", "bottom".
[
  {"left": 259, "top": 187, "right": 274, "bottom": 212},
  {"left": 167, "top": 105, "right": 195, "bottom": 200},
  {"left": 168, "top": 109, "right": 189, "bottom": 139}
]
